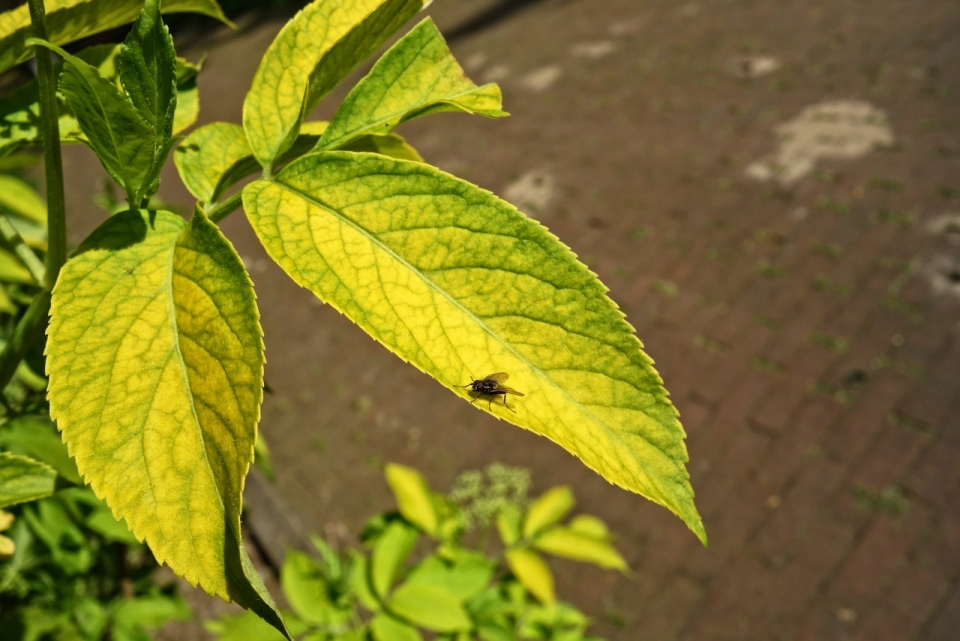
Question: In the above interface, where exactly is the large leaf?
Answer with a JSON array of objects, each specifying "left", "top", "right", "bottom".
[
  {"left": 0, "top": 46, "right": 199, "bottom": 157},
  {"left": 33, "top": 41, "right": 155, "bottom": 201},
  {"left": 46, "top": 209, "right": 287, "bottom": 636},
  {"left": 242, "top": 0, "right": 422, "bottom": 168},
  {"left": 242, "top": 152, "right": 706, "bottom": 544},
  {"left": 0, "top": 452, "right": 57, "bottom": 508},
  {"left": 317, "top": 18, "right": 506, "bottom": 151},
  {"left": 0, "top": 0, "right": 230, "bottom": 75}
]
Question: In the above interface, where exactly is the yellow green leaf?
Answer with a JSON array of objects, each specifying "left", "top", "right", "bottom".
[
  {"left": 242, "top": 0, "right": 422, "bottom": 168},
  {"left": 242, "top": 152, "right": 706, "bottom": 544},
  {"left": 173, "top": 57, "right": 201, "bottom": 134},
  {"left": 371, "top": 613, "right": 423, "bottom": 641},
  {"left": 370, "top": 520, "right": 418, "bottom": 598},
  {"left": 385, "top": 463, "right": 439, "bottom": 535},
  {"left": 174, "top": 122, "right": 256, "bottom": 205},
  {"left": 567, "top": 514, "right": 610, "bottom": 541},
  {"left": 46, "top": 209, "right": 287, "bottom": 636},
  {"left": 505, "top": 549, "right": 554, "bottom": 604},
  {"left": 0, "top": 284, "right": 15, "bottom": 314},
  {"left": 0, "top": 452, "right": 57, "bottom": 508},
  {"left": 532, "top": 526, "right": 628, "bottom": 571},
  {"left": 522, "top": 486, "right": 574, "bottom": 539},
  {"left": 317, "top": 18, "right": 506, "bottom": 151},
  {"left": 496, "top": 504, "right": 522, "bottom": 546},
  {"left": 0, "top": 0, "right": 231, "bottom": 76}
]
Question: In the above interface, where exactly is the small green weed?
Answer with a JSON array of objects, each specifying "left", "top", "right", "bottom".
[
  {"left": 758, "top": 260, "right": 787, "bottom": 278},
  {"left": 817, "top": 197, "right": 852, "bottom": 215},
  {"left": 652, "top": 279, "right": 679, "bottom": 298},
  {"left": 854, "top": 484, "right": 909, "bottom": 516},
  {"left": 810, "top": 331, "right": 850, "bottom": 353},
  {"left": 693, "top": 334, "right": 729, "bottom": 355},
  {"left": 869, "top": 177, "right": 904, "bottom": 192},
  {"left": 751, "top": 356, "right": 785, "bottom": 374},
  {"left": 814, "top": 275, "right": 852, "bottom": 297},
  {"left": 810, "top": 242, "right": 843, "bottom": 259}
]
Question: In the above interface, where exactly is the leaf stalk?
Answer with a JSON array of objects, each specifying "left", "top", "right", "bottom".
[{"left": 27, "top": 0, "right": 67, "bottom": 292}]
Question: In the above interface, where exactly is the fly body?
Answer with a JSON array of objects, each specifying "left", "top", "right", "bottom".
[{"left": 457, "top": 372, "right": 524, "bottom": 412}]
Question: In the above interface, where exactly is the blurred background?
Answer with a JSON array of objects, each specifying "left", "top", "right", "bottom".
[{"left": 39, "top": 0, "right": 960, "bottom": 638}]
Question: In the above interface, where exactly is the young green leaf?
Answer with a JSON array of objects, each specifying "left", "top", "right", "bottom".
[
  {"left": 388, "top": 583, "right": 472, "bottom": 632},
  {"left": 348, "top": 551, "right": 381, "bottom": 612},
  {"left": 281, "top": 549, "right": 349, "bottom": 625},
  {"left": 371, "top": 613, "right": 423, "bottom": 641},
  {"left": 242, "top": 152, "right": 706, "bottom": 544},
  {"left": 505, "top": 549, "right": 554, "bottom": 604},
  {"left": 31, "top": 40, "right": 154, "bottom": 203},
  {"left": 242, "top": 0, "right": 422, "bottom": 168},
  {"left": 46, "top": 209, "right": 287, "bottom": 636},
  {"left": 370, "top": 520, "right": 419, "bottom": 598},
  {"left": 402, "top": 553, "right": 493, "bottom": 601},
  {"left": 533, "top": 526, "right": 627, "bottom": 571},
  {"left": 385, "top": 463, "right": 439, "bottom": 536},
  {"left": 118, "top": 0, "right": 178, "bottom": 181},
  {"left": 0, "top": 452, "right": 57, "bottom": 508},
  {"left": 318, "top": 18, "right": 506, "bottom": 151},
  {"left": 496, "top": 504, "right": 522, "bottom": 547},
  {"left": 522, "top": 486, "right": 574, "bottom": 539},
  {"left": 0, "top": 0, "right": 231, "bottom": 76}
]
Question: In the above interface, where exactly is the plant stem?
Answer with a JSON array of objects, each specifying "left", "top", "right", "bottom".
[
  {"left": 0, "top": 292, "right": 51, "bottom": 393},
  {"left": 27, "top": 0, "right": 67, "bottom": 292},
  {"left": 0, "top": 215, "right": 46, "bottom": 286},
  {"left": 207, "top": 190, "right": 243, "bottom": 223}
]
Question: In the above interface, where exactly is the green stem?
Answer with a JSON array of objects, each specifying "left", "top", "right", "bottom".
[
  {"left": 0, "top": 215, "right": 46, "bottom": 286},
  {"left": 27, "top": 0, "right": 67, "bottom": 292},
  {"left": 207, "top": 190, "right": 243, "bottom": 223},
  {"left": 0, "top": 292, "right": 51, "bottom": 393}
]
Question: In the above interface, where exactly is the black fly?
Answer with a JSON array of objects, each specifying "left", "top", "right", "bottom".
[{"left": 457, "top": 372, "right": 524, "bottom": 412}]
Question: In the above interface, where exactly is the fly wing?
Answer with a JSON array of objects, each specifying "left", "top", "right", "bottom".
[
  {"left": 485, "top": 372, "right": 510, "bottom": 382},
  {"left": 500, "top": 386, "right": 524, "bottom": 396}
]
